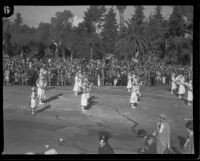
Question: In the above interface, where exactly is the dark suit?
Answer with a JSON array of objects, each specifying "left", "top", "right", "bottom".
[
  {"left": 98, "top": 143, "right": 114, "bottom": 154},
  {"left": 156, "top": 122, "right": 171, "bottom": 154}
]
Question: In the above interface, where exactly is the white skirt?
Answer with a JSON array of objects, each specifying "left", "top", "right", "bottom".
[
  {"left": 81, "top": 93, "right": 89, "bottom": 106},
  {"left": 73, "top": 82, "right": 79, "bottom": 92},
  {"left": 97, "top": 75, "right": 101, "bottom": 86},
  {"left": 178, "top": 85, "right": 185, "bottom": 94},
  {"left": 171, "top": 82, "right": 177, "bottom": 90},
  {"left": 130, "top": 91, "right": 137, "bottom": 104},
  {"left": 127, "top": 80, "right": 132, "bottom": 89},
  {"left": 31, "top": 98, "right": 37, "bottom": 108},
  {"left": 187, "top": 90, "right": 193, "bottom": 101},
  {"left": 37, "top": 88, "right": 45, "bottom": 99}
]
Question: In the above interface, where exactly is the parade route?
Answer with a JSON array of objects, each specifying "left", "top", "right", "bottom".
[{"left": 3, "top": 86, "right": 192, "bottom": 154}]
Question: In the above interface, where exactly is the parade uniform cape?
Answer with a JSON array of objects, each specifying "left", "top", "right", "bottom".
[{"left": 36, "top": 75, "right": 47, "bottom": 102}]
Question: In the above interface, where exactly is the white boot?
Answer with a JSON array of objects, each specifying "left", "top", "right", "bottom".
[{"left": 39, "top": 100, "right": 44, "bottom": 105}]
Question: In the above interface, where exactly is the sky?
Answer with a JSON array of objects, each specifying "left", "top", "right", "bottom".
[{"left": 8, "top": 6, "right": 173, "bottom": 28}]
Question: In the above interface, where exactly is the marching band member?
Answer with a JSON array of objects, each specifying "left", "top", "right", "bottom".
[
  {"left": 127, "top": 71, "right": 132, "bottom": 92},
  {"left": 136, "top": 76, "right": 142, "bottom": 99},
  {"left": 97, "top": 72, "right": 101, "bottom": 87},
  {"left": 73, "top": 72, "right": 79, "bottom": 96},
  {"left": 36, "top": 74, "right": 47, "bottom": 105},
  {"left": 30, "top": 86, "right": 37, "bottom": 115},
  {"left": 171, "top": 73, "right": 177, "bottom": 94},
  {"left": 130, "top": 79, "right": 138, "bottom": 109},
  {"left": 80, "top": 75, "right": 91, "bottom": 113},
  {"left": 177, "top": 74, "right": 186, "bottom": 99},
  {"left": 186, "top": 79, "right": 193, "bottom": 106}
]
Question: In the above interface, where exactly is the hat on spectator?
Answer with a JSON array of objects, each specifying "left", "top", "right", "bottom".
[
  {"left": 99, "top": 131, "right": 110, "bottom": 143},
  {"left": 185, "top": 120, "right": 193, "bottom": 131},
  {"left": 159, "top": 113, "right": 167, "bottom": 120},
  {"left": 137, "top": 129, "right": 148, "bottom": 138}
]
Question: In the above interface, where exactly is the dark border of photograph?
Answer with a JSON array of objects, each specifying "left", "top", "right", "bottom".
[{"left": 1, "top": 0, "right": 199, "bottom": 160}]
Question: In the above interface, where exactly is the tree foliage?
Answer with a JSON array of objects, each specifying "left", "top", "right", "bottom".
[{"left": 3, "top": 6, "right": 193, "bottom": 65}]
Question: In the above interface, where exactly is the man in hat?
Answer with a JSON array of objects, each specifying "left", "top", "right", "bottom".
[
  {"left": 137, "top": 129, "right": 156, "bottom": 154},
  {"left": 153, "top": 113, "right": 171, "bottom": 154},
  {"left": 97, "top": 132, "right": 114, "bottom": 154},
  {"left": 183, "top": 120, "right": 194, "bottom": 154}
]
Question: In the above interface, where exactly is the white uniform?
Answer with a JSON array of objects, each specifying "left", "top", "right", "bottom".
[
  {"left": 36, "top": 77, "right": 47, "bottom": 104},
  {"left": 178, "top": 76, "right": 186, "bottom": 95},
  {"left": 31, "top": 91, "right": 37, "bottom": 109},
  {"left": 73, "top": 74, "right": 79, "bottom": 93},
  {"left": 81, "top": 79, "right": 90, "bottom": 108},
  {"left": 187, "top": 83, "right": 193, "bottom": 102},
  {"left": 127, "top": 74, "right": 132, "bottom": 89},
  {"left": 97, "top": 74, "right": 101, "bottom": 86},
  {"left": 130, "top": 85, "right": 138, "bottom": 104},
  {"left": 171, "top": 75, "right": 177, "bottom": 91}
]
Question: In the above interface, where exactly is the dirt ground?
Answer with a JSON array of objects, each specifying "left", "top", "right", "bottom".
[{"left": 3, "top": 85, "right": 192, "bottom": 154}]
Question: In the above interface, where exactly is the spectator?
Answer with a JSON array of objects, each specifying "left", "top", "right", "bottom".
[
  {"left": 97, "top": 132, "right": 114, "bottom": 154},
  {"left": 137, "top": 129, "right": 157, "bottom": 154},
  {"left": 183, "top": 120, "right": 194, "bottom": 154},
  {"left": 153, "top": 113, "right": 171, "bottom": 154}
]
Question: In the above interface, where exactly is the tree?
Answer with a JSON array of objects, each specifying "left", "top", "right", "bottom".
[
  {"left": 50, "top": 10, "right": 74, "bottom": 58},
  {"left": 125, "top": 19, "right": 148, "bottom": 60},
  {"left": 82, "top": 6, "right": 106, "bottom": 59},
  {"left": 15, "top": 13, "right": 23, "bottom": 26},
  {"left": 116, "top": 6, "right": 126, "bottom": 32},
  {"left": 83, "top": 5, "right": 106, "bottom": 35},
  {"left": 169, "top": 6, "right": 185, "bottom": 37},
  {"left": 101, "top": 8, "right": 119, "bottom": 54},
  {"left": 153, "top": 6, "right": 164, "bottom": 25},
  {"left": 125, "top": 5, "right": 148, "bottom": 60},
  {"left": 131, "top": 6, "right": 145, "bottom": 26},
  {"left": 34, "top": 22, "right": 51, "bottom": 45}
]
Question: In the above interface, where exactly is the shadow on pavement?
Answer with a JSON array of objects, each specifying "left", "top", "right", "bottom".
[
  {"left": 177, "top": 136, "right": 186, "bottom": 149},
  {"left": 85, "top": 96, "right": 98, "bottom": 110},
  {"left": 44, "top": 93, "right": 63, "bottom": 103},
  {"left": 181, "top": 98, "right": 188, "bottom": 105},
  {"left": 36, "top": 105, "right": 51, "bottom": 114}
]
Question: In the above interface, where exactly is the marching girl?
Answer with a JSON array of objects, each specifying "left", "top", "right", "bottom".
[
  {"left": 171, "top": 73, "right": 177, "bottom": 94},
  {"left": 177, "top": 75, "right": 186, "bottom": 99},
  {"left": 127, "top": 71, "right": 136, "bottom": 92},
  {"left": 73, "top": 72, "right": 80, "bottom": 96},
  {"left": 127, "top": 71, "right": 132, "bottom": 92},
  {"left": 80, "top": 76, "right": 91, "bottom": 113},
  {"left": 186, "top": 79, "right": 193, "bottom": 106},
  {"left": 130, "top": 80, "right": 138, "bottom": 109},
  {"left": 30, "top": 87, "right": 37, "bottom": 115},
  {"left": 36, "top": 74, "right": 47, "bottom": 105},
  {"left": 136, "top": 76, "right": 142, "bottom": 98}
]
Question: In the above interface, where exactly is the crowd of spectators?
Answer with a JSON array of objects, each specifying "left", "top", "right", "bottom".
[{"left": 3, "top": 55, "right": 193, "bottom": 87}]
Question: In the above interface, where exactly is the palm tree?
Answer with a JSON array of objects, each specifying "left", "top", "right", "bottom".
[
  {"left": 125, "top": 19, "right": 148, "bottom": 60},
  {"left": 116, "top": 6, "right": 127, "bottom": 32}
]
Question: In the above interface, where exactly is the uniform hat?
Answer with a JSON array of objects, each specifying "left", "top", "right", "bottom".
[
  {"left": 159, "top": 113, "right": 167, "bottom": 120},
  {"left": 137, "top": 129, "right": 148, "bottom": 138}
]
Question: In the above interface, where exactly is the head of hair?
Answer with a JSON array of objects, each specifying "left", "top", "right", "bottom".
[{"left": 185, "top": 120, "right": 193, "bottom": 131}]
